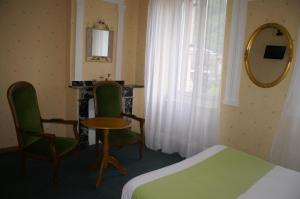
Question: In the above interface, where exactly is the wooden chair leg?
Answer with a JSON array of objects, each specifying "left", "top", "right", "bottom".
[
  {"left": 21, "top": 151, "right": 26, "bottom": 176},
  {"left": 53, "top": 160, "right": 60, "bottom": 185}
]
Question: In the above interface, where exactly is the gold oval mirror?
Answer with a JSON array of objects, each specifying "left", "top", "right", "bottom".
[{"left": 245, "top": 23, "right": 293, "bottom": 88}]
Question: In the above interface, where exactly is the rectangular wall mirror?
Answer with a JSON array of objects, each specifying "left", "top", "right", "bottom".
[{"left": 86, "top": 28, "right": 113, "bottom": 62}]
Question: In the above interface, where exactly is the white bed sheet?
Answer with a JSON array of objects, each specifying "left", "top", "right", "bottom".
[{"left": 121, "top": 145, "right": 300, "bottom": 199}]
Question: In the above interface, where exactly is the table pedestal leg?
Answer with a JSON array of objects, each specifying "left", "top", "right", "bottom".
[
  {"left": 89, "top": 134, "right": 101, "bottom": 170},
  {"left": 95, "top": 129, "right": 128, "bottom": 188}
]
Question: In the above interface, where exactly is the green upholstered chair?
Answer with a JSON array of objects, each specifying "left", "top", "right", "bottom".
[
  {"left": 93, "top": 81, "right": 145, "bottom": 159},
  {"left": 7, "top": 81, "right": 79, "bottom": 184}
]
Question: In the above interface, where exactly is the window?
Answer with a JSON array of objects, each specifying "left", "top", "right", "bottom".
[{"left": 184, "top": 0, "right": 226, "bottom": 102}]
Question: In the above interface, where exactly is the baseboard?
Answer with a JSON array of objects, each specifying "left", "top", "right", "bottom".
[{"left": 0, "top": 146, "right": 19, "bottom": 153}]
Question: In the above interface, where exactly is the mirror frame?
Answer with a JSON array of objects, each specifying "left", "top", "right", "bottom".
[
  {"left": 86, "top": 20, "right": 113, "bottom": 62},
  {"left": 244, "top": 23, "right": 294, "bottom": 88}
]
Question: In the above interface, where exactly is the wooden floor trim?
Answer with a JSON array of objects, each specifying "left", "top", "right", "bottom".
[{"left": 0, "top": 146, "right": 19, "bottom": 153}]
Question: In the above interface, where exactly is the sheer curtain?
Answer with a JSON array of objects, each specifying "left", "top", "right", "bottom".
[
  {"left": 223, "top": 0, "right": 247, "bottom": 107},
  {"left": 144, "top": 0, "right": 227, "bottom": 157},
  {"left": 270, "top": 27, "right": 300, "bottom": 171}
]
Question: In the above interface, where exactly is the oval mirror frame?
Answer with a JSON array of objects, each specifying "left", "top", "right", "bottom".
[{"left": 244, "top": 23, "right": 294, "bottom": 88}]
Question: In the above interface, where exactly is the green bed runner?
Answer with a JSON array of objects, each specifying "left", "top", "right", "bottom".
[{"left": 132, "top": 148, "right": 274, "bottom": 199}]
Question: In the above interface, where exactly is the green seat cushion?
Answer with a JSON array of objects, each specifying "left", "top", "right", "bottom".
[
  {"left": 24, "top": 136, "right": 78, "bottom": 158},
  {"left": 22, "top": 132, "right": 41, "bottom": 148},
  {"left": 98, "top": 129, "right": 141, "bottom": 146}
]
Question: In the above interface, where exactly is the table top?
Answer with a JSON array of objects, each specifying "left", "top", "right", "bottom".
[{"left": 80, "top": 117, "right": 131, "bottom": 130}]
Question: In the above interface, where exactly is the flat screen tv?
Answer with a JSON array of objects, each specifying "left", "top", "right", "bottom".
[{"left": 263, "top": 45, "right": 286, "bottom": 59}]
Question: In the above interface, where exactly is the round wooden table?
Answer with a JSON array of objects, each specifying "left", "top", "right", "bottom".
[{"left": 81, "top": 117, "right": 131, "bottom": 188}]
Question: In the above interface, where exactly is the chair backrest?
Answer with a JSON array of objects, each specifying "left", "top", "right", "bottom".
[
  {"left": 93, "top": 81, "right": 122, "bottom": 117},
  {"left": 7, "top": 81, "right": 43, "bottom": 148}
]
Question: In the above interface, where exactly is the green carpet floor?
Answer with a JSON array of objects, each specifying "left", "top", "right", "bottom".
[{"left": 0, "top": 144, "right": 183, "bottom": 199}]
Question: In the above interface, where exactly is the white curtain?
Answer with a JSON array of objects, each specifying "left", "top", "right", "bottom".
[
  {"left": 144, "top": 0, "right": 227, "bottom": 157},
  {"left": 223, "top": 0, "right": 247, "bottom": 107},
  {"left": 270, "top": 27, "right": 300, "bottom": 171}
]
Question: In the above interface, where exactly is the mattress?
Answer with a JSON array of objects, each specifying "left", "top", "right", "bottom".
[{"left": 121, "top": 145, "right": 300, "bottom": 199}]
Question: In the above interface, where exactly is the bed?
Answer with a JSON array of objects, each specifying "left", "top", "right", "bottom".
[{"left": 121, "top": 145, "right": 300, "bottom": 199}]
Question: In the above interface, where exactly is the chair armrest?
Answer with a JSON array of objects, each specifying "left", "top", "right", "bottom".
[
  {"left": 25, "top": 131, "right": 56, "bottom": 141},
  {"left": 122, "top": 113, "right": 145, "bottom": 123},
  {"left": 41, "top": 118, "right": 79, "bottom": 140},
  {"left": 41, "top": 118, "right": 77, "bottom": 125},
  {"left": 122, "top": 113, "right": 145, "bottom": 141}
]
